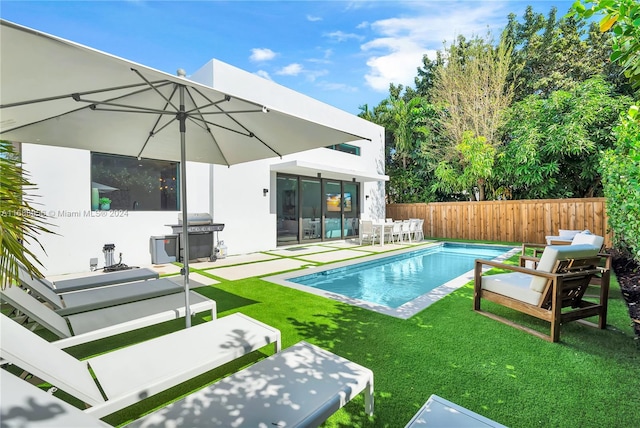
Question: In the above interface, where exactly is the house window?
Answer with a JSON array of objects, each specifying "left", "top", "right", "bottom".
[
  {"left": 326, "top": 143, "right": 361, "bottom": 156},
  {"left": 91, "top": 153, "right": 179, "bottom": 211}
]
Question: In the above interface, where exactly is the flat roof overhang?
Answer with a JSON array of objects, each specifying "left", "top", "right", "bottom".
[{"left": 271, "top": 160, "right": 389, "bottom": 183}]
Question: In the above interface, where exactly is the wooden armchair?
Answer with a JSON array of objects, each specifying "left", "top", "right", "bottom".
[
  {"left": 521, "top": 233, "right": 611, "bottom": 301},
  {"left": 521, "top": 232, "right": 605, "bottom": 259},
  {"left": 473, "top": 244, "right": 609, "bottom": 342}
]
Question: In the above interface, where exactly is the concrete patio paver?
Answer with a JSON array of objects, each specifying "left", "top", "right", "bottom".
[
  {"left": 189, "top": 252, "right": 279, "bottom": 269},
  {"left": 266, "top": 245, "right": 336, "bottom": 257},
  {"left": 149, "top": 263, "right": 183, "bottom": 276},
  {"left": 167, "top": 272, "right": 219, "bottom": 288},
  {"left": 205, "top": 258, "right": 315, "bottom": 281}
]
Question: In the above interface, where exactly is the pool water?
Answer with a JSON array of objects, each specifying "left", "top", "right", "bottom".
[{"left": 289, "top": 243, "right": 512, "bottom": 309}]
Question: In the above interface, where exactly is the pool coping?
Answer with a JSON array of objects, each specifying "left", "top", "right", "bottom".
[{"left": 263, "top": 242, "right": 521, "bottom": 319}]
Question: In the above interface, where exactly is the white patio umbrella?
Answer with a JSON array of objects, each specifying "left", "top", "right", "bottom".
[{"left": 0, "top": 19, "right": 367, "bottom": 327}]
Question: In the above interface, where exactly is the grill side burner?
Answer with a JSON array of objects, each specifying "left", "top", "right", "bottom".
[{"left": 166, "top": 213, "right": 224, "bottom": 262}]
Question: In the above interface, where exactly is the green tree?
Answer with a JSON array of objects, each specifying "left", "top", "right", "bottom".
[
  {"left": 433, "top": 33, "right": 517, "bottom": 200},
  {"left": 573, "top": 0, "right": 640, "bottom": 88},
  {"left": 498, "top": 77, "right": 631, "bottom": 199},
  {"left": 433, "top": 132, "right": 496, "bottom": 200},
  {"left": 574, "top": 0, "right": 640, "bottom": 260},
  {"left": 505, "top": 5, "right": 633, "bottom": 100},
  {"left": 0, "top": 141, "right": 54, "bottom": 288},
  {"left": 380, "top": 96, "right": 430, "bottom": 170},
  {"left": 600, "top": 106, "right": 640, "bottom": 259}
]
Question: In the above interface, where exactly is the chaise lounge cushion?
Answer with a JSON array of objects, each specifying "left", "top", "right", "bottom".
[
  {"left": 530, "top": 244, "right": 600, "bottom": 292},
  {"left": 482, "top": 272, "right": 543, "bottom": 305}
]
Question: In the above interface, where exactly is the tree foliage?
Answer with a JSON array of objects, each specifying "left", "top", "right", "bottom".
[
  {"left": 600, "top": 106, "right": 640, "bottom": 259},
  {"left": 573, "top": 0, "right": 640, "bottom": 261},
  {"left": 573, "top": 0, "right": 640, "bottom": 88},
  {"left": 498, "top": 77, "right": 632, "bottom": 198},
  {"left": 359, "top": 4, "right": 635, "bottom": 207},
  {"left": 432, "top": 33, "right": 517, "bottom": 200},
  {"left": 0, "top": 141, "right": 55, "bottom": 288}
]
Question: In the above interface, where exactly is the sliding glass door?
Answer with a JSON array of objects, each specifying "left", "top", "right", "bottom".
[
  {"left": 301, "top": 178, "right": 321, "bottom": 242},
  {"left": 276, "top": 173, "right": 360, "bottom": 245},
  {"left": 276, "top": 176, "right": 298, "bottom": 245}
]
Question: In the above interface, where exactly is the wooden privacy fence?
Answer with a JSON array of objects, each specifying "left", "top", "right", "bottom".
[{"left": 386, "top": 198, "right": 612, "bottom": 247}]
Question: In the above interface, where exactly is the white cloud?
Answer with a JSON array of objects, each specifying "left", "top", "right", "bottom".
[
  {"left": 318, "top": 81, "right": 358, "bottom": 92},
  {"left": 276, "top": 63, "right": 304, "bottom": 76},
  {"left": 361, "top": 2, "right": 509, "bottom": 91},
  {"left": 307, "top": 14, "right": 322, "bottom": 22},
  {"left": 305, "top": 69, "right": 329, "bottom": 82},
  {"left": 324, "top": 30, "right": 364, "bottom": 42},
  {"left": 308, "top": 49, "right": 334, "bottom": 64},
  {"left": 250, "top": 48, "right": 276, "bottom": 62},
  {"left": 254, "top": 70, "right": 273, "bottom": 81}
]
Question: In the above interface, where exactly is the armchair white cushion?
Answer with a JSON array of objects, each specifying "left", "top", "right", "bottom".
[
  {"left": 529, "top": 244, "right": 601, "bottom": 292},
  {"left": 571, "top": 232, "right": 604, "bottom": 248},
  {"left": 482, "top": 244, "right": 601, "bottom": 306},
  {"left": 482, "top": 272, "right": 543, "bottom": 305}
]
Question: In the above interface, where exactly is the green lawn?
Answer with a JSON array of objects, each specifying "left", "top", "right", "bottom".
[{"left": 59, "top": 246, "right": 639, "bottom": 427}]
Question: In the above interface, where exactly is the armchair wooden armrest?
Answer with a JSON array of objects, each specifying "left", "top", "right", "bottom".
[{"left": 521, "top": 242, "right": 548, "bottom": 258}]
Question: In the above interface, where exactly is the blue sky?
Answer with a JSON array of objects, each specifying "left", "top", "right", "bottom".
[{"left": 1, "top": 1, "right": 575, "bottom": 114}]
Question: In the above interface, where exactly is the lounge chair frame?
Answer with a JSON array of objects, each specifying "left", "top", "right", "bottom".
[
  {"left": 18, "top": 269, "right": 185, "bottom": 316},
  {"left": 51, "top": 267, "right": 159, "bottom": 293},
  {"left": 473, "top": 256, "right": 609, "bottom": 342},
  {"left": 1, "top": 286, "right": 216, "bottom": 349}
]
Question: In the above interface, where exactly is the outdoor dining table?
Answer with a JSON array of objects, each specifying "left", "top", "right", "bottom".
[{"left": 372, "top": 221, "right": 394, "bottom": 246}]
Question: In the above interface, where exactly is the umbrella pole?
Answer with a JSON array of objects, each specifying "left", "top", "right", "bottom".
[{"left": 178, "top": 84, "right": 191, "bottom": 329}]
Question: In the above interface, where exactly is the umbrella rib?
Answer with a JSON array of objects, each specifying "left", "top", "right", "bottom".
[
  {"left": 183, "top": 95, "right": 231, "bottom": 114},
  {"left": 0, "top": 80, "right": 166, "bottom": 109},
  {"left": 0, "top": 82, "right": 175, "bottom": 135},
  {"left": 89, "top": 106, "right": 176, "bottom": 115},
  {"left": 131, "top": 68, "right": 180, "bottom": 112},
  {"left": 187, "top": 87, "right": 283, "bottom": 158},
  {"left": 137, "top": 85, "right": 180, "bottom": 159},
  {"left": 183, "top": 88, "right": 230, "bottom": 166},
  {"left": 197, "top": 109, "right": 264, "bottom": 115}
]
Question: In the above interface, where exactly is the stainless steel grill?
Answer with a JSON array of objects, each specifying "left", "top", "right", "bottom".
[{"left": 167, "top": 213, "right": 224, "bottom": 262}]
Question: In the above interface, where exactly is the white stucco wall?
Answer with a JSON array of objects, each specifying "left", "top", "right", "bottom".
[{"left": 21, "top": 144, "right": 211, "bottom": 275}]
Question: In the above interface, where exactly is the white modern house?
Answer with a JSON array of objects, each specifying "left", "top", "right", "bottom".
[{"left": 18, "top": 59, "right": 387, "bottom": 275}]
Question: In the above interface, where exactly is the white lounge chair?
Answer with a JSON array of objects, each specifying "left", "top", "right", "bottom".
[
  {"left": 405, "top": 394, "right": 506, "bottom": 427},
  {"left": 51, "top": 267, "right": 159, "bottom": 292},
  {"left": 1, "top": 370, "right": 111, "bottom": 428},
  {"left": 127, "top": 341, "right": 374, "bottom": 428},
  {"left": 0, "top": 312, "right": 281, "bottom": 419},
  {"left": 18, "top": 269, "right": 185, "bottom": 316},
  {"left": 1, "top": 286, "right": 216, "bottom": 349}
]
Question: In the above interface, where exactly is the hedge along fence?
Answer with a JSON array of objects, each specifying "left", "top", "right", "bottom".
[{"left": 386, "top": 198, "right": 612, "bottom": 247}]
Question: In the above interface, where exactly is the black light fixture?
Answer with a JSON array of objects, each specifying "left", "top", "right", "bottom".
[{"left": 263, "top": 188, "right": 269, "bottom": 196}]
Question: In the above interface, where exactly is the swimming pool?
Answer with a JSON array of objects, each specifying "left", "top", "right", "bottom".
[{"left": 266, "top": 243, "right": 519, "bottom": 319}]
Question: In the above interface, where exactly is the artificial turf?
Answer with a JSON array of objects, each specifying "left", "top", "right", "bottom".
[{"left": 37, "top": 246, "right": 640, "bottom": 427}]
